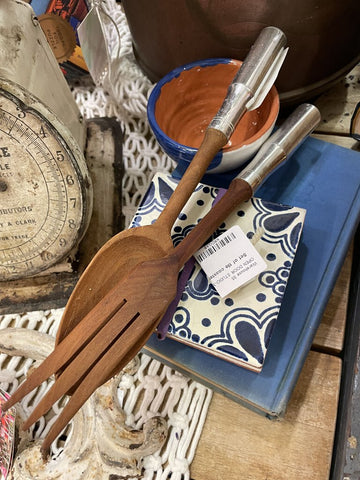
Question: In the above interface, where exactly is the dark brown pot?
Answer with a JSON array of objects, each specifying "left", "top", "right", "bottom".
[{"left": 122, "top": 0, "right": 360, "bottom": 105}]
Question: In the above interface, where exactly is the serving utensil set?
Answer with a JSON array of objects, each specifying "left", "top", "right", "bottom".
[{"left": 3, "top": 27, "right": 321, "bottom": 457}]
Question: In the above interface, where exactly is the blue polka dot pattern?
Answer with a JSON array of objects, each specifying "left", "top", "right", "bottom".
[{"left": 133, "top": 173, "right": 306, "bottom": 372}]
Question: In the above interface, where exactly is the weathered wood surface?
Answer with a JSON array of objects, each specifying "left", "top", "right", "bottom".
[
  {"left": 191, "top": 351, "right": 341, "bottom": 480},
  {"left": 0, "top": 272, "right": 79, "bottom": 314},
  {"left": 76, "top": 118, "right": 124, "bottom": 268},
  {"left": 312, "top": 244, "right": 353, "bottom": 354}
]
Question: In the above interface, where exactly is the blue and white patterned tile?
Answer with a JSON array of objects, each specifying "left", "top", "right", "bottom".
[{"left": 132, "top": 173, "right": 306, "bottom": 372}]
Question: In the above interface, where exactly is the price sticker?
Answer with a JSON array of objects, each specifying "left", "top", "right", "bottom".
[{"left": 194, "top": 225, "right": 267, "bottom": 298}]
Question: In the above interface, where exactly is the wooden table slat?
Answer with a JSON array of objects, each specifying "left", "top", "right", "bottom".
[
  {"left": 191, "top": 351, "right": 342, "bottom": 480},
  {"left": 312, "top": 244, "right": 353, "bottom": 354}
]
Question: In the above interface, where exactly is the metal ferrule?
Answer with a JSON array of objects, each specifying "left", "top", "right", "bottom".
[
  {"left": 207, "top": 26, "right": 287, "bottom": 141},
  {"left": 237, "top": 103, "right": 321, "bottom": 191},
  {"left": 208, "top": 83, "right": 252, "bottom": 139},
  {"left": 238, "top": 143, "right": 286, "bottom": 191}
]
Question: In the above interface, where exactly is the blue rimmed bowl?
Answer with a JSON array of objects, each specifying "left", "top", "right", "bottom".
[{"left": 147, "top": 58, "right": 279, "bottom": 174}]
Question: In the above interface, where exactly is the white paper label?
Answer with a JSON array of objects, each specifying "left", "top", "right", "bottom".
[{"left": 194, "top": 225, "right": 267, "bottom": 297}]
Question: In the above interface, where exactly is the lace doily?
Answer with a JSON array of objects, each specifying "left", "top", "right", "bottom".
[{"left": 0, "top": 2, "right": 213, "bottom": 479}]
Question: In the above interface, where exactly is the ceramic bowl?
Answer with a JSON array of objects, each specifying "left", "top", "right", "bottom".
[{"left": 147, "top": 58, "right": 280, "bottom": 174}]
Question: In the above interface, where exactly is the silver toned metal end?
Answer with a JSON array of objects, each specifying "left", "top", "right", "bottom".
[
  {"left": 208, "top": 83, "right": 251, "bottom": 139},
  {"left": 207, "top": 26, "right": 287, "bottom": 140},
  {"left": 237, "top": 103, "right": 321, "bottom": 191}
]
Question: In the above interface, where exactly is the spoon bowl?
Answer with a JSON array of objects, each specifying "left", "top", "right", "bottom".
[{"left": 58, "top": 225, "right": 171, "bottom": 341}]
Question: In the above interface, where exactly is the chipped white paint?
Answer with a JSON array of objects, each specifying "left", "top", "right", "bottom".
[{"left": 0, "top": 328, "right": 167, "bottom": 479}]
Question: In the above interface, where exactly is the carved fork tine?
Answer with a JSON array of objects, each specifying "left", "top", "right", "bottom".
[
  {"left": 39, "top": 310, "right": 162, "bottom": 457},
  {"left": 5, "top": 256, "right": 177, "bottom": 455},
  {"left": 2, "top": 293, "right": 128, "bottom": 411},
  {"left": 20, "top": 299, "right": 139, "bottom": 432}
]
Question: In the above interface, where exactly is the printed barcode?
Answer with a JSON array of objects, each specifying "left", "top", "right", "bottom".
[{"left": 197, "top": 231, "right": 236, "bottom": 262}]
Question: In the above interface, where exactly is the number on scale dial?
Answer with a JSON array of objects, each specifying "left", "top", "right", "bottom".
[{"left": 0, "top": 78, "right": 92, "bottom": 280}]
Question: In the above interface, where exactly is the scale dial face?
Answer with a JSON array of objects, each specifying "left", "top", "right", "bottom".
[{"left": 0, "top": 78, "right": 92, "bottom": 280}]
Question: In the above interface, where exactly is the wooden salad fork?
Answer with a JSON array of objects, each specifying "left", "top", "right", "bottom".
[{"left": 3, "top": 103, "right": 320, "bottom": 456}]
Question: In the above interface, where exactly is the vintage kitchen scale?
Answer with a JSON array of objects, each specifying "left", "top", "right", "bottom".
[{"left": 0, "top": 0, "right": 123, "bottom": 313}]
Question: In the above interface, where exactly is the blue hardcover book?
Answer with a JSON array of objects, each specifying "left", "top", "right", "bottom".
[{"left": 142, "top": 136, "right": 360, "bottom": 418}]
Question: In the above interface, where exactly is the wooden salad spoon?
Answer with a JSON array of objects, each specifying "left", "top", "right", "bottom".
[
  {"left": 3, "top": 103, "right": 321, "bottom": 456},
  {"left": 56, "top": 26, "right": 287, "bottom": 351}
]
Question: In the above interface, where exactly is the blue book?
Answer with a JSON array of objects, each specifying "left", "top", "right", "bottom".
[{"left": 142, "top": 136, "right": 360, "bottom": 418}]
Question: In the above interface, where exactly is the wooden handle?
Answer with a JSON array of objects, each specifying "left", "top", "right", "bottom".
[
  {"left": 173, "top": 104, "right": 322, "bottom": 266},
  {"left": 155, "top": 128, "right": 227, "bottom": 233},
  {"left": 173, "top": 178, "right": 253, "bottom": 267}
]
